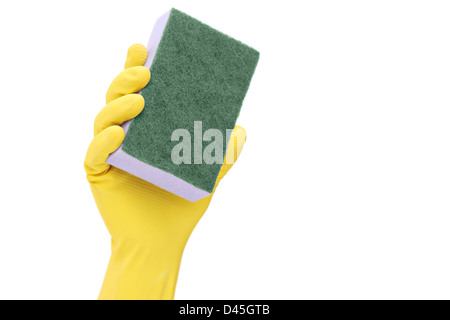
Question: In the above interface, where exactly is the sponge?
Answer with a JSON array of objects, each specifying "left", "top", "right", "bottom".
[{"left": 107, "top": 8, "right": 259, "bottom": 202}]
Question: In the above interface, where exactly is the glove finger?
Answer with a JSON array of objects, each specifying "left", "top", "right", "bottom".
[
  {"left": 106, "top": 66, "right": 150, "bottom": 104},
  {"left": 94, "top": 94, "right": 145, "bottom": 136},
  {"left": 125, "top": 44, "right": 148, "bottom": 69},
  {"left": 216, "top": 125, "right": 247, "bottom": 182},
  {"left": 85, "top": 126, "right": 125, "bottom": 178}
]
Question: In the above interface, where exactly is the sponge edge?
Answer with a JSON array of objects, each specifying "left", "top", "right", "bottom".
[{"left": 106, "top": 11, "right": 211, "bottom": 202}]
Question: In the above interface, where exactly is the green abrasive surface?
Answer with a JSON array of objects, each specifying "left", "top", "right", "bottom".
[{"left": 122, "top": 8, "right": 259, "bottom": 193}]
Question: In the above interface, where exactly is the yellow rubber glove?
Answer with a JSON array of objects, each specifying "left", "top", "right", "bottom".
[{"left": 84, "top": 44, "right": 247, "bottom": 300}]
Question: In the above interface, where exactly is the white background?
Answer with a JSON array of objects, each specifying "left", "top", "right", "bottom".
[{"left": 0, "top": 0, "right": 449, "bottom": 300}]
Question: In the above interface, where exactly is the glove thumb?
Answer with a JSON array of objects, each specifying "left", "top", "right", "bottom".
[{"left": 216, "top": 125, "right": 247, "bottom": 182}]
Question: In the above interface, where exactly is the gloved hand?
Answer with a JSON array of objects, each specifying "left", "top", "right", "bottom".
[{"left": 84, "top": 44, "right": 247, "bottom": 300}]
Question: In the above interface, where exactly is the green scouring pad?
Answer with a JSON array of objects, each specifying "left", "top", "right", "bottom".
[{"left": 106, "top": 8, "right": 259, "bottom": 201}]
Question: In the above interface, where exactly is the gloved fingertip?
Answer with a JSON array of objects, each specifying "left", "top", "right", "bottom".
[
  {"left": 108, "top": 125, "right": 126, "bottom": 143},
  {"left": 233, "top": 125, "right": 247, "bottom": 142},
  {"left": 131, "top": 93, "right": 146, "bottom": 110},
  {"left": 125, "top": 44, "right": 148, "bottom": 69},
  {"left": 135, "top": 66, "right": 151, "bottom": 88}
]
